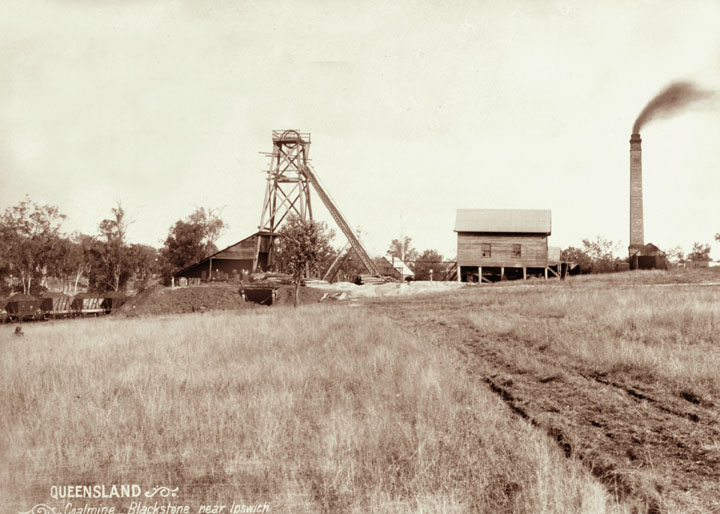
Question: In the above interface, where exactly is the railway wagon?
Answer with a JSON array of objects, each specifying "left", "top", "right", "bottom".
[
  {"left": 101, "top": 292, "right": 128, "bottom": 313},
  {"left": 39, "top": 291, "right": 74, "bottom": 319},
  {"left": 5, "top": 293, "right": 43, "bottom": 321},
  {"left": 71, "top": 293, "right": 105, "bottom": 316}
]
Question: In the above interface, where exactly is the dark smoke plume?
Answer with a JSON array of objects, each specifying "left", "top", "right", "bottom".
[{"left": 633, "top": 81, "right": 714, "bottom": 133}]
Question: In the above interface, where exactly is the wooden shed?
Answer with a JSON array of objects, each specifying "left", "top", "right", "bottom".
[
  {"left": 455, "top": 209, "right": 552, "bottom": 282},
  {"left": 629, "top": 242, "right": 667, "bottom": 270},
  {"left": 173, "top": 232, "right": 276, "bottom": 283},
  {"left": 377, "top": 255, "right": 415, "bottom": 281}
]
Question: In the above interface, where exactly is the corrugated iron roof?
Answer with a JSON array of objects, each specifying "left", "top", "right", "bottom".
[{"left": 454, "top": 209, "right": 551, "bottom": 234}]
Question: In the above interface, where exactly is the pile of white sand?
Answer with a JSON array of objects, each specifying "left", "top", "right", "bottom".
[{"left": 309, "top": 281, "right": 467, "bottom": 300}]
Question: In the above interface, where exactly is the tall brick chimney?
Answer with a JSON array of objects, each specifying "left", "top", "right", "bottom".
[{"left": 629, "top": 133, "right": 644, "bottom": 258}]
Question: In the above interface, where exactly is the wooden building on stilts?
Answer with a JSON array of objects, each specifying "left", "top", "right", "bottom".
[{"left": 455, "top": 209, "right": 558, "bottom": 282}]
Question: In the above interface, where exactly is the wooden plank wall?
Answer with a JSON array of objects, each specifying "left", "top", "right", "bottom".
[{"left": 457, "top": 233, "right": 548, "bottom": 267}]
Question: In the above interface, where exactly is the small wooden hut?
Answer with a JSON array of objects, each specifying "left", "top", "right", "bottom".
[{"left": 629, "top": 243, "right": 667, "bottom": 270}]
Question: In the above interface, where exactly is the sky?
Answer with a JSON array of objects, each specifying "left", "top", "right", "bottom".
[{"left": 1, "top": 0, "right": 719, "bottom": 260}]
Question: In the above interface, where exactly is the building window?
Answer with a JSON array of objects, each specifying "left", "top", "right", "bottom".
[
  {"left": 512, "top": 244, "right": 521, "bottom": 258},
  {"left": 481, "top": 243, "right": 491, "bottom": 258}
]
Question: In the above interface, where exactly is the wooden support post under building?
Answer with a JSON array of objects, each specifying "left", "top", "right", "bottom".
[
  {"left": 544, "top": 267, "right": 548, "bottom": 279},
  {"left": 500, "top": 267, "right": 504, "bottom": 281},
  {"left": 457, "top": 265, "right": 461, "bottom": 282},
  {"left": 478, "top": 266, "right": 482, "bottom": 283},
  {"left": 523, "top": 267, "right": 527, "bottom": 280}
]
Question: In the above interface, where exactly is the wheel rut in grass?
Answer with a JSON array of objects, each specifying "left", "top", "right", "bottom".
[{"left": 366, "top": 298, "right": 720, "bottom": 513}]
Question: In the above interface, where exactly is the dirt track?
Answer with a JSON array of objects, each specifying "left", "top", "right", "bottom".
[{"left": 366, "top": 291, "right": 720, "bottom": 513}]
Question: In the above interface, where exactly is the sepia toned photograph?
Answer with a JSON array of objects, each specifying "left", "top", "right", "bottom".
[{"left": 1, "top": 1, "right": 719, "bottom": 513}]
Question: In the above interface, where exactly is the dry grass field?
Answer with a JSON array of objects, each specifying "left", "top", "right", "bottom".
[
  {"left": 2, "top": 270, "right": 718, "bottom": 513},
  {"left": 371, "top": 271, "right": 720, "bottom": 513},
  {"left": 1, "top": 305, "right": 616, "bottom": 513}
]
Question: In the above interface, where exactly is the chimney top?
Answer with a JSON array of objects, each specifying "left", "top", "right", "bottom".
[{"left": 630, "top": 133, "right": 642, "bottom": 143}]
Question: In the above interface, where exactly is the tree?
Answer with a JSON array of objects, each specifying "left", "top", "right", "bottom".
[
  {"left": 99, "top": 203, "right": 129, "bottom": 243},
  {"left": 664, "top": 246, "right": 685, "bottom": 266},
  {"left": 275, "top": 220, "right": 335, "bottom": 275},
  {"left": 187, "top": 207, "right": 225, "bottom": 248},
  {"left": 46, "top": 234, "right": 85, "bottom": 293},
  {"left": 128, "top": 244, "right": 159, "bottom": 292},
  {"left": 581, "top": 236, "right": 622, "bottom": 273},
  {"left": 561, "top": 237, "right": 623, "bottom": 273},
  {"left": 561, "top": 246, "right": 592, "bottom": 273},
  {"left": 0, "top": 197, "right": 66, "bottom": 293},
  {"left": 87, "top": 204, "right": 134, "bottom": 292},
  {"left": 413, "top": 249, "right": 445, "bottom": 281},
  {"left": 387, "top": 236, "right": 418, "bottom": 263},
  {"left": 160, "top": 207, "right": 226, "bottom": 283},
  {"left": 687, "top": 242, "right": 711, "bottom": 262},
  {"left": 276, "top": 215, "right": 326, "bottom": 307}
]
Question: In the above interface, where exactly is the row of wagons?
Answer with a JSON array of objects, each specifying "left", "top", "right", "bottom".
[{"left": 1, "top": 291, "right": 128, "bottom": 322}]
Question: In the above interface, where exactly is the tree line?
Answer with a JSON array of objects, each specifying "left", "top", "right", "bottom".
[
  {"left": 0, "top": 197, "right": 449, "bottom": 298},
  {"left": 2, "top": 196, "right": 717, "bottom": 297},
  {"left": 0, "top": 197, "right": 226, "bottom": 296},
  {"left": 561, "top": 236, "right": 715, "bottom": 273}
]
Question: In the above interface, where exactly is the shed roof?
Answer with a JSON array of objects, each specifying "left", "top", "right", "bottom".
[
  {"left": 172, "top": 231, "right": 275, "bottom": 277},
  {"left": 382, "top": 255, "right": 415, "bottom": 277},
  {"left": 207, "top": 231, "right": 275, "bottom": 260},
  {"left": 454, "top": 209, "right": 551, "bottom": 235},
  {"left": 631, "top": 242, "right": 665, "bottom": 257}
]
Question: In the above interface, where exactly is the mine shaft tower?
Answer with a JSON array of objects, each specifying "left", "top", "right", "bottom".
[
  {"left": 259, "top": 130, "right": 313, "bottom": 228},
  {"left": 254, "top": 130, "right": 379, "bottom": 278},
  {"left": 254, "top": 130, "right": 313, "bottom": 273}
]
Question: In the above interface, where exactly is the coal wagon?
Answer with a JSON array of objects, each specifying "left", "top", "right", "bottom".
[
  {"left": 71, "top": 293, "right": 105, "bottom": 316},
  {"left": 101, "top": 292, "right": 128, "bottom": 314},
  {"left": 39, "top": 292, "right": 74, "bottom": 319},
  {"left": 5, "top": 293, "right": 44, "bottom": 321}
]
